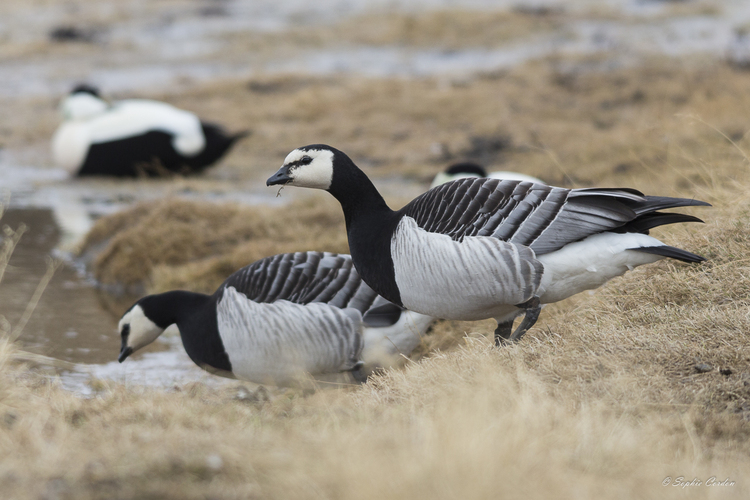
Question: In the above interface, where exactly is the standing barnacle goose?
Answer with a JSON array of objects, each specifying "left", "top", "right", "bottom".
[
  {"left": 267, "top": 145, "right": 709, "bottom": 345},
  {"left": 431, "top": 161, "right": 544, "bottom": 188},
  {"left": 117, "top": 251, "right": 433, "bottom": 386},
  {"left": 52, "top": 85, "right": 248, "bottom": 177}
]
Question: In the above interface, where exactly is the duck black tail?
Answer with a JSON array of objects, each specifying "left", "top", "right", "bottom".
[{"left": 186, "top": 123, "right": 250, "bottom": 171}]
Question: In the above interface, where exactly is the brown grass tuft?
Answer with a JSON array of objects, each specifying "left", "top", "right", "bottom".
[{"left": 80, "top": 195, "right": 349, "bottom": 294}]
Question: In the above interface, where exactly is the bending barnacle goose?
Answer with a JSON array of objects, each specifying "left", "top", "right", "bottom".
[
  {"left": 431, "top": 161, "right": 544, "bottom": 188},
  {"left": 52, "top": 84, "right": 248, "bottom": 177},
  {"left": 117, "top": 251, "right": 433, "bottom": 386},
  {"left": 267, "top": 145, "right": 710, "bottom": 345}
]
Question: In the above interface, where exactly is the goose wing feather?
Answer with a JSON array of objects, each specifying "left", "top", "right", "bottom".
[
  {"left": 400, "top": 178, "right": 709, "bottom": 255},
  {"left": 218, "top": 251, "right": 397, "bottom": 321}
]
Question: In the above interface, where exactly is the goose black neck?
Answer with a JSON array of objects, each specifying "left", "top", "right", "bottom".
[
  {"left": 327, "top": 152, "right": 402, "bottom": 306},
  {"left": 141, "top": 290, "right": 211, "bottom": 328},
  {"left": 145, "top": 290, "right": 232, "bottom": 373},
  {"left": 328, "top": 153, "right": 393, "bottom": 230}
]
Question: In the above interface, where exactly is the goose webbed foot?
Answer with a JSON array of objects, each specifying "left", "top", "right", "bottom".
[
  {"left": 351, "top": 364, "right": 368, "bottom": 384},
  {"left": 495, "top": 296, "right": 542, "bottom": 346}
]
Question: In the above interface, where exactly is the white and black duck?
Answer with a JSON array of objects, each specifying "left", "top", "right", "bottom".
[
  {"left": 117, "top": 251, "right": 433, "bottom": 386},
  {"left": 52, "top": 84, "right": 248, "bottom": 177},
  {"left": 267, "top": 145, "right": 709, "bottom": 344},
  {"left": 431, "top": 161, "right": 544, "bottom": 188}
]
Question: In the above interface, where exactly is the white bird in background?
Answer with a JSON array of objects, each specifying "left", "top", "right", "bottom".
[
  {"left": 52, "top": 84, "right": 248, "bottom": 177},
  {"left": 431, "top": 161, "right": 544, "bottom": 189},
  {"left": 267, "top": 144, "right": 708, "bottom": 345}
]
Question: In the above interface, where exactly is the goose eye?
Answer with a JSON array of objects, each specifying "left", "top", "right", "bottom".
[{"left": 300, "top": 155, "right": 313, "bottom": 164}]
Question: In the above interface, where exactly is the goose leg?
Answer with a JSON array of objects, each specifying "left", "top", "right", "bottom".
[
  {"left": 494, "top": 319, "right": 514, "bottom": 346},
  {"left": 351, "top": 365, "right": 368, "bottom": 384},
  {"left": 509, "top": 297, "right": 541, "bottom": 342}
]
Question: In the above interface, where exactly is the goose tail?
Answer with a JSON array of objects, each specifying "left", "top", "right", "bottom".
[{"left": 631, "top": 245, "right": 706, "bottom": 263}]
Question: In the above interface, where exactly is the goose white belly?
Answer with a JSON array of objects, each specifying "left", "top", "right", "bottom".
[
  {"left": 390, "top": 217, "right": 542, "bottom": 321},
  {"left": 537, "top": 232, "right": 665, "bottom": 303},
  {"left": 216, "top": 287, "right": 363, "bottom": 385}
]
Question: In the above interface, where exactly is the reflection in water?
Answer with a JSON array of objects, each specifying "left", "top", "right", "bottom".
[
  {"left": 0, "top": 207, "right": 237, "bottom": 394},
  {"left": 0, "top": 208, "right": 173, "bottom": 360},
  {"left": 0, "top": 208, "right": 122, "bottom": 363}
]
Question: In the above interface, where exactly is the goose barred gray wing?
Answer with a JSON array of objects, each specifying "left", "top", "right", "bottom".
[
  {"left": 401, "top": 178, "right": 709, "bottom": 255},
  {"left": 218, "top": 251, "right": 401, "bottom": 325}
]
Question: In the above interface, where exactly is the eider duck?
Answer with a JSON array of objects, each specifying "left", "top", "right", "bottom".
[
  {"left": 117, "top": 251, "right": 433, "bottom": 386},
  {"left": 267, "top": 145, "right": 709, "bottom": 344},
  {"left": 52, "top": 85, "right": 247, "bottom": 177},
  {"left": 431, "top": 161, "right": 544, "bottom": 188}
]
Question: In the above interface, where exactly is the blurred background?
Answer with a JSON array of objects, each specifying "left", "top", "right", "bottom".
[{"left": 1, "top": 0, "right": 749, "bottom": 390}]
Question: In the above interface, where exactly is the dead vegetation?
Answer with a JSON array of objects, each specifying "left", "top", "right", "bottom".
[
  {"left": 80, "top": 195, "right": 349, "bottom": 295},
  {"left": 3, "top": 8, "right": 750, "bottom": 494},
  {"left": 1, "top": 182, "right": 749, "bottom": 498}
]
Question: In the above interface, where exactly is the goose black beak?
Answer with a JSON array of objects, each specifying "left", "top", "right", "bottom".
[
  {"left": 118, "top": 346, "right": 133, "bottom": 363},
  {"left": 266, "top": 166, "right": 292, "bottom": 186}
]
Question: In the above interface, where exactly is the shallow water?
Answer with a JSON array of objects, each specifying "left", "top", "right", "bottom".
[
  {"left": 0, "top": 207, "right": 120, "bottom": 364},
  {"left": 2, "top": 0, "right": 750, "bottom": 98},
  {"left": 0, "top": 206, "right": 237, "bottom": 395}
]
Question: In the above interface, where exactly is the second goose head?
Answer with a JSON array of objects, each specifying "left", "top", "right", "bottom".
[{"left": 117, "top": 297, "right": 169, "bottom": 362}]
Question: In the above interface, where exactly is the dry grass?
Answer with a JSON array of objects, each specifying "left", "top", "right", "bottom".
[
  {"left": 145, "top": 56, "right": 750, "bottom": 200},
  {"left": 80, "top": 195, "right": 349, "bottom": 295},
  {"left": 78, "top": 58, "right": 750, "bottom": 302},
  {"left": 1, "top": 184, "right": 749, "bottom": 498},
  {"left": 4, "top": 21, "right": 750, "bottom": 496}
]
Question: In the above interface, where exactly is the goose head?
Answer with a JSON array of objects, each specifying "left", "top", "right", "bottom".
[
  {"left": 267, "top": 145, "right": 338, "bottom": 190},
  {"left": 117, "top": 298, "right": 167, "bottom": 363}
]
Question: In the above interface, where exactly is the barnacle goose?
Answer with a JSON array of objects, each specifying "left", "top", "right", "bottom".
[
  {"left": 52, "top": 85, "right": 248, "bottom": 177},
  {"left": 267, "top": 145, "right": 709, "bottom": 344},
  {"left": 431, "top": 161, "right": 544, "bottom": 188},
  {"left": 117, "top": 251, "right": 433, "bottom": 386}
]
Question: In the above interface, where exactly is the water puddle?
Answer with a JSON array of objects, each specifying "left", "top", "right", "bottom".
[
  {"left": 0, "top": 206, "right": 236, "bottom": 395},
  {"left": 3, "top": 1, "right": 750, "bottom": 99},
  {"left": 1, "top": 207, "right": 120, "bottom": 364},
  {"left": 0, "top": 160, "right": 283, "bottom": 252}
]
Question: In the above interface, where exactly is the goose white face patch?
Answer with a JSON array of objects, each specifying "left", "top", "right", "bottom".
[
  {"left": 281, "top": 148, "right": 334, "bottom": 190},
  {"left": 119, "top": 304, "right": 165, "bottom": 353}
]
